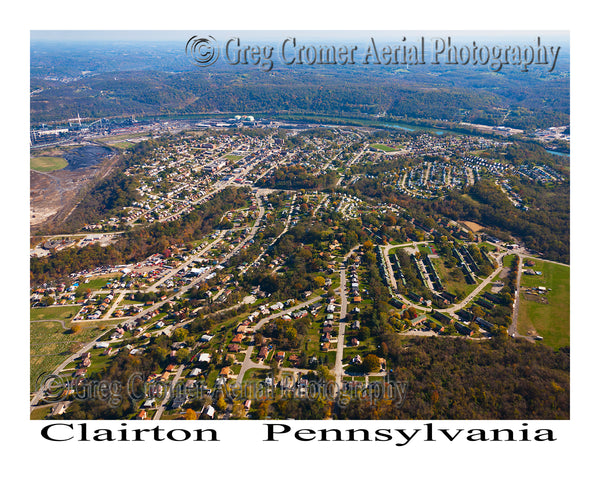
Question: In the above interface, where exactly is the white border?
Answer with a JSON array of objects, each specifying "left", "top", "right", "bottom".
[{"left": 3, "top": 1, "right": 596, "bottom": 478}]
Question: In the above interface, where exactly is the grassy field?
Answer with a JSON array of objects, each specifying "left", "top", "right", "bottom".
[
  {"left": 431, "top": 257, "right": 479, "bottom": 299},
  {"left": 224, "top": 154, "right": 244, "bottom": 161},
  {"left": 98, "top": 132, "right": 150, "bottom": 142},
  {"left": 503, "top": 254, "right": 516, "bottom": 267},
  {"left": 110, "top": 141, "right": 136, "bottom": 150},
  {"left": 30, "top": 406, "right": 53, "bottom": 420},
  {"left": 76, "top": 274, "right": 121, "bottom": 294},
  {"left": 369, "top": 144, "right": 397, "bottom": 152},
  {"left": 30, "top": 305, "right": 81, "bottom": 321},
  {"left": 517, "top": 258, "right": 570, "bottom": 349},
  {"left": 30, "top": 156, "right": 68, "bottom": 172},
  {"left": 30, "top": 310, "right": 118, "bottom": 390}
]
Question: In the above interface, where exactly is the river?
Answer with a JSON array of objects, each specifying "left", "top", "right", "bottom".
[{"left": 544, "top": 149, "right": 570, "bottom": 157}]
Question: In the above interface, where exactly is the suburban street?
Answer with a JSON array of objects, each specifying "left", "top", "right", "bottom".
[
  {"left": 153, "top": 364, "right": 185, "bottom": 420},
  {"left": 333, "top": 245, "right": 360, "bottom": 390},
  {"left": 334, "top": 265, "right": 348, "bottom": 391},
  {"left": 236, "top": 295, "right": 323, "bottom": 386},
  {"left": 508, "top": 254, "right": 522, "bottom": 337}
]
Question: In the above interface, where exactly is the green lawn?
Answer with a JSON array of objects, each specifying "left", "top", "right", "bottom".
[
  {"left": 369, "top": 144, "right": 397, "bottom": 152},
  {"left": 30, "top": 317, "right": 117, "bottom": 391},
  {"left": 110, "top": 141, "right": 136, "bottom": 150},
  {"left": 31, "top": 156, "right": 68, "bottom": 172},
  {"left": 30, "top": 305, "right": 81, "bottom": 321},
  {"left": 241, "top": 367, "right": 270, "bottom": 384},
  {"left": 85, "top": 350, "right": 116, "bottom": 376},
  {"left": 76, "top": 274, "right": 121, "bottom": 293},
  {"left": 517, "top": 259, "right": 570, "bottom": 349},
  {"left": 503, "top": 254, "right": 516, "bottom": 267},
  {"left": 30, "top": 406, "right": 53, "bottom": 420},
  {"left": 344, "top": 375, "right": 366, "bottom": 383},
  {"left": 431, "top": 257, "right": 478, "bottom": 299}
]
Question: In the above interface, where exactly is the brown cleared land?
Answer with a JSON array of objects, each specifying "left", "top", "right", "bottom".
[
  {"left": 461, "top": 221, "right": 485, "bottom": 232},
  {"left": 30, "top": 145, "right": 120, "bottom": 232}
]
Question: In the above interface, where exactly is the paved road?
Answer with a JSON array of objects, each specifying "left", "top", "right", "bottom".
[
  {"left": 333, "top": 245, "right": 359, "bottom": 391},
  {"left": 380, "top": 245, "right": 398, "bottom": 291},
  {"left": 334, "top": 266, "right": 348, "bottom": 391},
  {"left": 381, "top": 244, "right": 509, "bottom": 316},
  {"left": 30, "top": 319, "right": 68, "bottom": 329},
  {"left": 522, "top": 255, "right": 569, "bottom": 268},
  {"left": 509, "top": 254, "right": 522, "bottom": 337},
  {"left": 30, "top": 329, "right": 108, "bottom": 410},
  {"left": 102, "top": 291, "right": 125, "bottom": 319},
  {"left": 240, "top": 193, "right": 292, "bottom": 274},
  {"left": 153, "top": 364, "right": 185, "bottom": 420}
]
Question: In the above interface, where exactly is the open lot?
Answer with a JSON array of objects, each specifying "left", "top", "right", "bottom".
[
  {"left": 76, "top": 274, "right": 122, "bottom": 294},
  {"left": 461, "top": 221, "right": 484, "bottom": 232},
  {"left": 431, "top": 257, "right": 478, "bottom": 298},
  {"left": 30, "top": 305, "right": 81, "bottom": 322},
  {"left": 369, "top": 144, "right": 397, "bottom": 152},
  {"left": 517, "top": 258, "right": 570, "bottom": 349},
  {"left": 109, "top": 141, "right": 137, "bottom": 150},
  {"left": 30, "top": 309, "right": 118, "bottom": 390}
]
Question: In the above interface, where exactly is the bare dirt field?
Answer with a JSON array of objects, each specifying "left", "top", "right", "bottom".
[
  {"left": 461, "top": 221, "right": 485, "bottom": 232},
  {"left": 30, "top": 144, "right": 120, "bottom": 232},
  {"left": 30, "top": 169, "right": 94, "bottom": 228}
]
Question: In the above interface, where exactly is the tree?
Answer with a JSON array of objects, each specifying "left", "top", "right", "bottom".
[
  {"left": 41, "top": 295, "right": 55, "bottom": 306},
  {"left": 172, "top": 327, "right": 188, "bottom": 342},
  {"left": 471, "top": 305, "right": 484, "bottom": 318},
  {"left": 378, "top": 341, "right": 389, "bottom": 358},
  {"left": 215, "top": 394, "right": 227, "bottom": 412},
  {"left": 184, "top": 408, "right": 197, "bottom": 420},
  {"left": 316, "top": 365, "right": 334, "bottom": 381},
  {"left": 363, "top": 354, "right": 381, "bottom": 373},
  {"left": 285, "top": 327, "right": 297, "bottom": 341},
  {"left": 175, "top": 348, "right": 191, "bottom": 364},
  {"left": 70, "top": 324, "right": 82, "bottom": 334},
  {"left": 357, "top": 326, "right": 371, "bottom": 341},
  {"left": 231, "top": 401, "right": 246, "bottom": 419}
]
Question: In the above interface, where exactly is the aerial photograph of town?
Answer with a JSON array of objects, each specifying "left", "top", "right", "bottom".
[{"left": 29, "top": 30, "right": 571, "bottom": 422}]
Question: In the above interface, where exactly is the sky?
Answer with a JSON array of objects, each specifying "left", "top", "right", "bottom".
[{"left": 30, "top": 30, "right": 569, "bottom": 46}]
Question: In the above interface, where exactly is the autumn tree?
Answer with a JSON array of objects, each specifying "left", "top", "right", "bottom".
[
  {"left": 172, "top": 327, "right": 188, "bottom": 342},
  {"left": 184, "top": 408, "right": 197, "bottom": 420},
  {"left": 215, "top": 394, "right": 227, "bottom": 412}
]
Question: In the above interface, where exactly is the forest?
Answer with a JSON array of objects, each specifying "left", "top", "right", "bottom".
[
  {"left": 336, "top": 336, "right": 569, "bottom": 420},
  {"left": 58, "top": 172, "right": 140, "bottom": 232},
  {"left": 31, "top": 43, "right": 569, "bottom": 131},
  {"left": 346, "top": 173, "right": 569, "bottom": 264}
]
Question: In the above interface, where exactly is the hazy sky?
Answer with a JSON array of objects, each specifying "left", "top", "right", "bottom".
[{"left": 31, "top": 30, "right": 569, "bottom": 45}]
